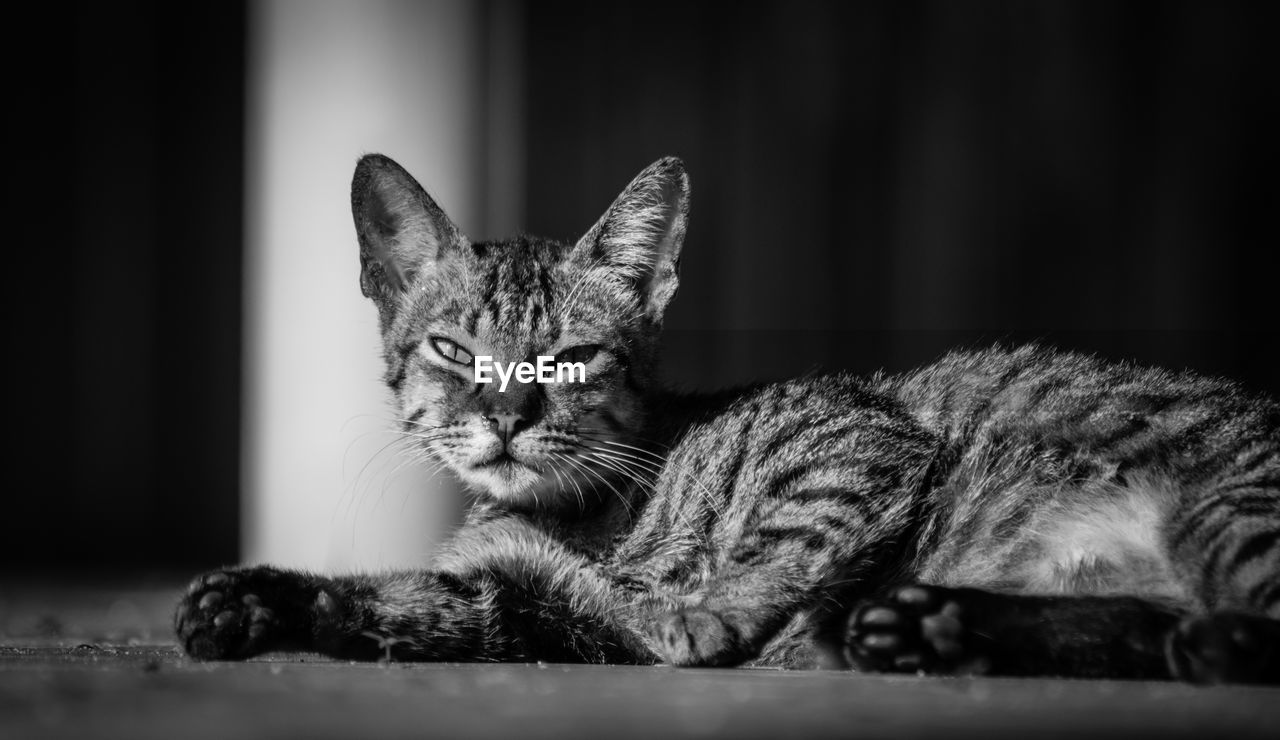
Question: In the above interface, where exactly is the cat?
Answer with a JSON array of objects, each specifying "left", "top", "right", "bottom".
[{"left": 175, "top": 154, "right": 1280, "bottom": 683}]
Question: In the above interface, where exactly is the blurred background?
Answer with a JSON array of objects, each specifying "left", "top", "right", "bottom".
[{"left": 6, "top": 0, "right": 1275, "bottom": 590}]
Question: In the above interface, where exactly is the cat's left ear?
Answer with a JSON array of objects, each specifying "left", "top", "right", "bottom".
[
  {"left": 572, "top": 157, "right": 690, "bottom": 322},
  {"left": 351, "top": 153, "right": 468, "bottom": 325}
]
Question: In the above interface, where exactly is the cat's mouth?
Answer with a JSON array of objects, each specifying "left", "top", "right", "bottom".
[
  {"left": 472, "top": 449, "right": 547, "bottom": 475},
  {"left": 459, "top": 448, "right": 562, "bottom": 504},
  {"left": 475, "top": 452, "right": 522, "bottom": 470}
]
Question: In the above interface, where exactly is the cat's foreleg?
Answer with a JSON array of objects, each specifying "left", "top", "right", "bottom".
[
  {"left": 176, "top": 521, "right": 646, "bottom": 662},
  {"left": 176, "top": 564, "right": 327, "bottom": 660},
  {"left": 648, "top": 485, "right": 908, "bottom": 667},
  {"left": 175, "top": 565, "right": 492, "bottom": 661}
]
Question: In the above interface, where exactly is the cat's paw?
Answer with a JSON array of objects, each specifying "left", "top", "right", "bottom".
[
  {"left": 650, "top": 607, "right": 749, "bottom": 667},
  {"left": 174, "top": 567, "right": 301, "bottom": 660},
  {"left": 1166, "top": 612, "right": 1280, "bottom": 685},
  {"left": 843, "top": 584, "right": 992, "bottom": 676}
]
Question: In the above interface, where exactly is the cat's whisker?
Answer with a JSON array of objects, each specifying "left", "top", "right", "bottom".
[
  {"left": 339, "top": 432, "right": 423, "bottom": 528},
  {"left": 574, "top": 437, "right": 664, "bottom": 467},
  {"left": 584, "top": 451, "right": 656, "bottom": 494},
  {"left": 547, "top": 458, "right": 572, "bottom": 504},
  {"left": 556, "top": 452, "right": 621, "bottom": 512},
  {"left": 347, "top": 427, "right": 429, "bottom": 481},
  {"left": 578, "top": 447, "right": 667, "bottom": 498},
  {"left": 557, "top": 454, "right": 590, "bottom": 510},
  {"left": 581, "top": 453, "right": 658, "bottom": 518},
  {"left": 383, "top": 443, "right": 447, "bottom": 485},
  {"left": 586, "top": 439, "right": 722, "bottom": 516},
  {"left": 581, "top": 444, "right": 664, "bottom": 474},
  {"left": 576, "top": 427, "right": 676, "bottom": 452},
  {"left": 341, "top": 428, "right": 410, "bottom": 496},
  {"left": 344, "top": 426, "right": 457, "bottom": 534},
  {"left": 565, "top": 433, "right": 703, "bottom": 513},
  {"left": 578, "top": 436, "right": 678, "bottom": 468},
  {"left": 564, "top": 451, "right": 637, "bottom": 516},
  {"left": 582, "top": 449, "right": 657, "bottom": 491},
  {"left": 583, "top": 449, "right": 713, "bottom": 535},
  {"left": 379, "top": 447, "right": 453, "bottom": 521},
  {"left": 392, "top": 415, "right": 447, "bottom": 430}
]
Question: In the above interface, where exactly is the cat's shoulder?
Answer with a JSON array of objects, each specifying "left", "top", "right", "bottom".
[{"left": 681, "top": 371, "right": 910, "bottom": 433}]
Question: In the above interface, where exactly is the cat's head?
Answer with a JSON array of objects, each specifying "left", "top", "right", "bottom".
[{"left": 351, "top": 154, "right": 689, "bottom": 508}]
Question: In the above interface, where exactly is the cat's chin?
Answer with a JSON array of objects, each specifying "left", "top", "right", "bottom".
[{"left": 456, "top": 457, "right": 565, "bottom": 507}]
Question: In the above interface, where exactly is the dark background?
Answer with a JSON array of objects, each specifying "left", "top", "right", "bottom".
[{"left": 8, "top": 1, "right": 1275, "bottom": 575}]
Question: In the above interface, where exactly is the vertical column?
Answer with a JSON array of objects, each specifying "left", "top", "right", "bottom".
[{"left": 243, "top": 0, "right": 486, "bottom": 570}]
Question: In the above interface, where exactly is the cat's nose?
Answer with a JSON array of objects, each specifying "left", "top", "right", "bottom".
[{"left": 485, "top": 413, "right": 527, "bottom": 446}]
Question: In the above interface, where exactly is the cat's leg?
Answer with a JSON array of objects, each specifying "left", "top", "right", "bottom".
[
  {"left": 836, "top": 439, "right": 1280, "bottom": 682},
  {"left": 839, "top": 583, "right": 1280, "bottom": 683},
  {"left": 176, "top": 519, "right": 646, "bottom": 662},
  {"left": 840, "top": 584, "right": 1186, "bottom": 679},
  {"left": 175, "top": 565, "right": 323, "bottom": 660},
  {"left": 648, "top": 485, "right": 912, "bottom": 667},
  {"left": 636, "top": 383, "right": 937, "bottom": 667},
  {"left": 1164, "top": 611, "right": 1280, "bottom": 684},
  {"left": 175, "top": 565, "right": 505, "bottom": 661},
  {"left": 1163, "top": 456, "right": 1280, "bottom": 683}
]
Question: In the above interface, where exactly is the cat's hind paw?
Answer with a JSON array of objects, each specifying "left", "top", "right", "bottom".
[
  {"left": 174, "top": 567, "right": 297, "bottom": 660},
  {"left": 843, "top": 584, "right": 993, "bottom": 676},
  {"left": 1166, "top": 612, "right": 1280, "bottom": 685},
  {"left": 650, "top": 607, "right": 750, "bottom": 667}
]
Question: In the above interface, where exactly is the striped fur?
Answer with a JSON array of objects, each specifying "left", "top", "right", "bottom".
[{"left": 175, "top": 156, "right": 1280, "bottom": 683}]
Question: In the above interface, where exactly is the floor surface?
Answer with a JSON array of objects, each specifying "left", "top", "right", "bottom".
[{"left": 2, "top": 578, "right": 1277, "bottom": 739}]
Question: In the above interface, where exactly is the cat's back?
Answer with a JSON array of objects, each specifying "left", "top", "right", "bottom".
[{"left": 879, "top": 343, "right": 1277, "bottom": 454}]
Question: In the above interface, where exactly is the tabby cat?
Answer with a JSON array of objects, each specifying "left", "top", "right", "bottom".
[{"left": 175, "top": 155, "right": 1280, "bottom": 683}]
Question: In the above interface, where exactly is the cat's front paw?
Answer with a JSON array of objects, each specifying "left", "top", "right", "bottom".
[
  {"left": 651, "top": 607, "right": 749, "bottom": 667},
  {"left": 175, "top": 566, "right": 306, "bottom": 660},
  {"left": 1166, "top": 612, "right": 1280, "bottom": 685},
  {"left": 843, "top": 584, "right": 992, "bottom": 676}
]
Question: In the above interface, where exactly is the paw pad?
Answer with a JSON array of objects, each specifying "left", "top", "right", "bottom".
[
  {"left": 175, "top": 569, "right": 284, "bottom": 661},
  {"left": 843, "top": 584, "right": 988, "bottom": 676}
]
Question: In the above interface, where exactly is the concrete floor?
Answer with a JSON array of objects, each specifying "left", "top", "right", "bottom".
[{"left": 2, "top": 578, "right": 1277, "bottom": 740}]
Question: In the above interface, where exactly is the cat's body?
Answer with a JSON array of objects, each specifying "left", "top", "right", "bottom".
[{"left": 176, "top": 156, "right": 1280, "bottom": 683}]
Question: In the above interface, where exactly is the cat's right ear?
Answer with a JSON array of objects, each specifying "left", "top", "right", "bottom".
[
  {"left": 571, "top": 157, "right": 690, "bottom": 323},
  {"left": 351, "top": 154, "right": 467, "bottom": 321}
]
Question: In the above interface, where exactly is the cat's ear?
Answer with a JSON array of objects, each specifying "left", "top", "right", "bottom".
[
  {"left": 572, "top": 157, "right": 690, "bottom": 322},
  {"left": 351, "top": 154, "right": 468, "bottom": 317}
]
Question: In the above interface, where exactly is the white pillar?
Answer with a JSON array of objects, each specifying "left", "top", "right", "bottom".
[{"left": 244, "top": 0, "right": 488, "bottom": 571}]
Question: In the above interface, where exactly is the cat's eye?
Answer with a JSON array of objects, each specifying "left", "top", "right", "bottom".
[
  {"left": 429, "top": 337, "right": 475, "bottom": 365},
  {"left": 557, "top": 344, "right": 600, "bottom": 365}
]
